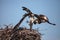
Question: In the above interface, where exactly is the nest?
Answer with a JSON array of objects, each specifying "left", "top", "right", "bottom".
[{"left": 0, "top": 28, "right": 41, "bottom": 40}]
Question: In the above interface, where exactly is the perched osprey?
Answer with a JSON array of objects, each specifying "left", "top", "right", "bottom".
[{"left": 22, "top": 6, "right": 56, "bottom": 25}]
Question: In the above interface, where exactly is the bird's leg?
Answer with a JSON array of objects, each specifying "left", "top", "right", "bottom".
[
  {"left": 27, "top": 19, "right": 33, "bottom": 31},
  {"left": 29, "top": 20, "right": 33, "bottom": 31},
  {"left": 29, "top": 16, "right": 34, "bottom": 31}
]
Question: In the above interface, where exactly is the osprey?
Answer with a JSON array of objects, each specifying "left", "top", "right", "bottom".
[{"left": 22, "top": 6, "right": 56, "bottom": 26}]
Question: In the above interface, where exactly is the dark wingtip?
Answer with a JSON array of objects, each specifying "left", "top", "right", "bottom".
[
  {"left": 22, "top": 6, "right": 27, "bottom": 10},
  {"left": 47, "top": 21, "right": 56, "bottom": 26},
  {"left": 52, "top": 24, "right": 56, "bottom": 26},
  {"left": 22, "top": 6, "right": 25, "bottom": 8}
]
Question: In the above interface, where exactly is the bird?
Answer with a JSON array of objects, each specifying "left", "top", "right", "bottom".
[{"left": 22, "top": 7, "right": 56, "bottom": 26}]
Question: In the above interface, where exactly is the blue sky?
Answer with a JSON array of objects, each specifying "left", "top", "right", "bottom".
[{"left": 0, "top": 0, "right": 60, "bottom": 40}]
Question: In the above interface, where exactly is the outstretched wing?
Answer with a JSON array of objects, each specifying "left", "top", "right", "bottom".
[
  {"left": 39, "top": 14, "right": 56, "bottom": 25},
  {"left": 22, "top": 7, "right": 32, "bottom": 13}
]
